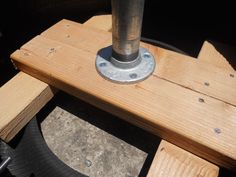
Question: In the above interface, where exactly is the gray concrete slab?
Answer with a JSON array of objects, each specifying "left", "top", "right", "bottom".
[
  {"left": 42, "top": 107, "right": 146, "bottom": 177},
  {"left": 40, "top": 92, "right": 161, "bottom": 177}
]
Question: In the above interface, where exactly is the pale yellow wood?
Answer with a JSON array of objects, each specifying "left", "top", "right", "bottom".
[
  {"left": 154, "top": 47, "right": 236, "bottom": 106},
  {"left": 198, "top": 41, "right": 235, "bottom": 72},
  {"left": 10, "top": 20, "right": 236, "bottom": 169},
  {"left": 84, "top": 14, "right": 221, "bottom": 176},
  {"left": 83, "top": 14, "right": 112, "bottom": 32},
  {"left": 40, "top": 20, "right": 236, "bottom": 107},
  {"left": 147, "top": 140, "right": 219, "bottom": 177},
  {"left": 0, "top": 72, "right": 55, "bottom": 142},
  {"left": 0, "top": 15, "right": 222, "bottom": 175},
  {"left": 147, "top": 41, "right": 229, "bottom": 177},
  {"left": 0, "top": 16, "right": 111, "bottom": 142},
  {"left": 84, "top": 15, "right": 221, "bottom": 175}
]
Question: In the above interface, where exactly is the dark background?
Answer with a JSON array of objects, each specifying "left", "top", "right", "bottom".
[
  {"left": 0, "top": 0, "right": 236, "bottom": 85},
  {"left": 0, "top": 1, "right": 235, "bottom": 176}
]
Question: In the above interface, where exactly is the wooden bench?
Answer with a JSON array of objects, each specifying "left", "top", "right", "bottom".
[{"left": 2, "top": 14, "right": 236, "bottom": 176}]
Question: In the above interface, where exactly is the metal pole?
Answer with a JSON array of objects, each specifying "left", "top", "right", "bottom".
[
  {"left": 112, "top": 0, "right": 145, "bottom": 62},
  {"left": 95, "top": 0, "right": 155, "bottom": 84}
]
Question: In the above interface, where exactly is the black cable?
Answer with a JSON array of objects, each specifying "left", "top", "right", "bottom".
[{"left": 141, "top": 37, "right": 189, "bottom": 55}]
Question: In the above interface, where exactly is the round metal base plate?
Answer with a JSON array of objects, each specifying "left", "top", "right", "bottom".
[{"left": 96, "top": 46, "right": 156, "bottom": 84}]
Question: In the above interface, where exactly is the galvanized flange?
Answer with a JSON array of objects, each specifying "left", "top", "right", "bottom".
[{"left": 96, "top": 46, "right": 156, "bottom": 84}]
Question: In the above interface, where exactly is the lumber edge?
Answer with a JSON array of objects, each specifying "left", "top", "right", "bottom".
[
  {"left": 198, "top": 41, "right": 235, "bottom": 72},
  {"left": 0, "top": 72, "right": 55, "bottom": 142},
  {"left": 147, "top": 140, "right": 219, "bottom": 177},
  {"left": 0, "top": 15, "right": 112, "bottom": 143}
]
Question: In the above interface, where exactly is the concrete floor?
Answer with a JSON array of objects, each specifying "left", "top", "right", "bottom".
[{"left": 40, "top": 92, "right": 160, "bottom": 177}]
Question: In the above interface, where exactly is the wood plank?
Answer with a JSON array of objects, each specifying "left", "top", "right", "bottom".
[
  {"left": 0, "top": 16, "right": 111, "bottom": 142},
  {"left": 147, "top": 140, "right": 219, "bottom": 177},
  {"left": 85, "top": 15, "right": 220, "bottom": 176},
  {"left": 40, "top": 20, "right": 236, "bottom": 107},
  {"left": 198, "top": 41, "right": 235, "bottom": 72},
  {"left": 154, "top": 47, "right": 236, "bottom": 106},
  {"left": 0, "top": 72, "right": 55, "bottom": 142},
  {"left": 85, "top": 14, "right": 220, "bottom": 176},
  {"left": 83, "top": 14, "right": 112, "bottom": 32},
  {"left": 10, "top": 21, "right": 236, "bottom": 169}
]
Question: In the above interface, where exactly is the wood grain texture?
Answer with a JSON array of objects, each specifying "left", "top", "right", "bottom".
[
  {"left": 198, "top": 41, "right": 235, "bottom": 72},
  {"left": 10, "top": 20, "right": 236, "bottom": 169},
  {"left": 0, "top": 16, "right": 111, "bottom": 142},
  {"left": 85, "top": 14, "right": 221, "bottom": 176},
  {"left": 83, "top": 14, "right": 112, "bottom": 32},
  {"left": 147, "top": 140, "right": 219, "bottom": 177},
  {"left": 0, "top": 72, "right": 55, "bottom": 142},
  {"left": 40, "top": 20, "right": 236, "bottom": 107},
  {"left": 154, "top": 47, "right": 236, "bottom": 106}
]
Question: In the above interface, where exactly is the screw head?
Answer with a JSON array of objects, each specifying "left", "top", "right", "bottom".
[
  {"left": 198, "top": 98, "right": 205, "bottom": 103},
  {"left": 143, "top": 53, "right": 151, "bottom": 59},
  {"left": 99, "top": 62, "right": 107, "bottom": 67},
  {"left": 85, "top": 159, "right": 92, "bottom": 167},
  {"left": 129, "top": 73, "right": 138, "bottom": 79},
  {"left": 214, "top": 128, "right": 221, "bottom": 134}
]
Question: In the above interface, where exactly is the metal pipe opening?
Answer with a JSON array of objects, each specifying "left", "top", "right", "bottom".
[{"left": 111, "top": 0, "right": 145, "bottom": 62}]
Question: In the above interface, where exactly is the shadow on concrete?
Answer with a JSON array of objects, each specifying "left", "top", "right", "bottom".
[
  {"left": 37, "top": 91, "right": 236, "bottom": 177},
  {"left": 37, "top": 91, "right": 161, "bottom": 177}
]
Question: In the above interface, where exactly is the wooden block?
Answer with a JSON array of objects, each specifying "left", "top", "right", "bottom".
[
  {"left": 154, "top": 47, "right": 236, "bottom": 106},
  {"left": 0, "top": 72, "right": 55, "bottom": 142},
  {"left": 147, "top": 140, "right": 219, "bottom": 177},
  {"left": 198, "top": 41, "right": 235, "bottom": 72},
  {"left": 10, "top": 20, "right": 236, "bottom": 169},
  {"left": 39, "top": 20, "right": 236, "bottom": 107},
  {"left": 0, "top": 16, "right": 111, "bottom": 142},
  {"left": 83, "top": 14, "right": 112, "bottom": 32}
]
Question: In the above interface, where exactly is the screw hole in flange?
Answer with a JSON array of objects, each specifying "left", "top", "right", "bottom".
[
  {"left": 99, "top": 62, "right": 107, "bottom": 67},
  {"left": 143, "top": 53, "right": 151, "bottom": 59},
  {"left": 129, "top": 73, "right": 138, "bottom": 79}
]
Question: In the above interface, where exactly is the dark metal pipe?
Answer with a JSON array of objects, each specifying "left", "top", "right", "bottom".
[
  {"left": 112, "top": 0, "right": 145, "bottom": 62},
  {"left": 96, "top": 0, "right": 154, "bottom": 83}
]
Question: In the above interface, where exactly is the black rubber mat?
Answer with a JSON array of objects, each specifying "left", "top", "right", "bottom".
[{"left": 0, "top": 117, "right": 87, "bottom": 177}]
